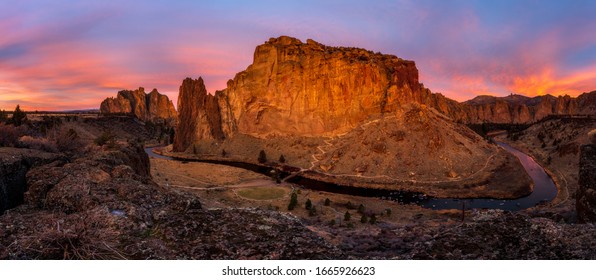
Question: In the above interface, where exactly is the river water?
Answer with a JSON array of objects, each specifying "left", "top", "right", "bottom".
[{"left": 145, "top": 142, "right": 558, "bottom": 211}]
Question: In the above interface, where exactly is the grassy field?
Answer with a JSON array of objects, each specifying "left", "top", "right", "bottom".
[{"left": 236, "top": 187, "right": 288, "bottom": 200}]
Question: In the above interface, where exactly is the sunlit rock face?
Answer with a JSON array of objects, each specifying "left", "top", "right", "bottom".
[
  {"left": 461, "top": 92, "right": 595, "bottom": 124},
  {"left": 220, "top": 36, "right": 426, "bottom": 137},
  {"left": 100, "top": 87, "right": 176, "bottom": 124}
]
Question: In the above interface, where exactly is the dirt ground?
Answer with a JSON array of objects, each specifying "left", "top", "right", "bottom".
[{"left": 149, "top": 157, "right": 462, "bottom": 232}]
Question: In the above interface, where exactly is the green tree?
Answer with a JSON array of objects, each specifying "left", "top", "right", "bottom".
[
  {"left": 258, "top": 150, "right": 267, "bottom": 163},
  {"left": 10, "top": 105, "right": 27, "bottom": 126},
  {"left": 0, "top": 110, "right": 7, "bottom": 123},
  {"left": 357, "top": 204, "right": 365, "bottom": 214},
  {"left": 346, "top": 201, "right": 354, "bottom": 209},
  {"left": 305, "top": 199, "right": 312, "bottom": 210},
  {"left": 344, "top": 211, "right": 351, "bottom": 221},
  {"left": 308, "top": 206, "right": 317, "bottom": 216},
  {"left": 288, "top": 192, "right": 298, "bottom": 210},
  {"left": 324, "top": 198, "right": 331, "bottom": 206},
  {"left": 369, "top": 214, "right": 377, "bottom": 224},
  {"left": 279, "top": 154, "right": 286, "bottom": 163},
  {"left": 360, "top": 215, "right": 368, "bottom": 223}
]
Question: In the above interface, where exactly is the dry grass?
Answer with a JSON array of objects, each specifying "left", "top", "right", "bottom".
[{"left": 236, "top": 187, "right": 288, "bottom": 200}]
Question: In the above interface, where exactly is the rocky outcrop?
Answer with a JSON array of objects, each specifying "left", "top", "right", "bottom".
[
  {"left": 577, "top": 143, "right": 596, "bottom": 223},
  {"left": 100, "top": 87, "right": 177, "bottom": 125},
  {"left": 0, "top": 148, "right": 62, "bottom": 215},
  {"left": 173, "top": 78, "right": 224, "bottom": 152},
  {"left": 0, "top": 143, "right": 342, "bottom": 259},
  {"left": 460, "top": 92, "right": 595, "bottom": 124},
  {"left": 219, "top": 36, "right": 425, "bottom": 137}
]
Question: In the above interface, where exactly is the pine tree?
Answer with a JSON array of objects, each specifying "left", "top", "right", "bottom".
[
  {"left": 344, "top": 211, "right": 351, "bottom": 221},
  {"left": 279, "top": 154, "right": 286, "bottom": 163},
  {"left": 360, "top": 215, "right": 368, "bottom": 223},
  {"left": 324, "top": 198, "right": 331, "bottom": 206},
  {"left": 0, "top": 110, "right": 7, "bottom": 123},
  {"left": 258, "top": 150, "right": 267, "bottom": 163},
  {"left": 288, "top": 192, "right": 298, "bottom": 210},
  {"left": 305, "top": 199, "right": 312, "bottom": 210},
  {"left": 10, "top": 105, "right": 27, "bottom": 126},
  {"left": 357, "top": 204, "right": 365, "bottom": 214},
  {"left": 369, "top": 214, "right": 377, "bottom": 224}
]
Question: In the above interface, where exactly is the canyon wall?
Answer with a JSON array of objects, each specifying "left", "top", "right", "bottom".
[
  {"left": 100, "top": 87, "right": 177, "bottom": 124},
  {"left": 174, "top": 36, "right": 595, "bottom": 152},
  {"left": 460, "top": 92, "right": 595, "bottom": 124},
  {"left": 220, "top": 36, "right": 425, "bottom": 137}
]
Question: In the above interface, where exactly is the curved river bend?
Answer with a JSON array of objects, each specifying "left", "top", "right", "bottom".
[{"left": 145, "top": 142, "right": 557, "bottom": 211}]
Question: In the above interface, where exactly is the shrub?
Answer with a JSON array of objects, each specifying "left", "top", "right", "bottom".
[
  {"left": 18, "top": 135, "right": 57, "bottom": 152},
  {"left": 385, "top": 208, "right": 392, "bottom": 217},
  {"left": 279, "top": 154, "right": 286, "bottom": 163},
  {"left": 324, "top": 198, "right": 331, "bottom": 206},
  {"left": 54, "top": 128, "right": 84, "bottom": 153},
  {"left": 258, "top": 150, "right": 267, "bottom": 164},
  {"left": 0, "top": 124, "right": 27, "bottom": 147},
  {"left": 221, "top": 149, "right": 227, "bottom": 157},
  {"left": 94, "top": 131, "right": 115, "bottom": 147}
]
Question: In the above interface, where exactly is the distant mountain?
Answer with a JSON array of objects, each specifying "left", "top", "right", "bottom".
[{"left": 461, "top": 91, "right": 596, "bottom": 123}]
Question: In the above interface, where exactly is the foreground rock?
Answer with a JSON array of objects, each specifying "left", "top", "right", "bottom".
[
  {"left": 0, "top": 144, "right": 341, "bottom": 259},
  {"left": 0, "top": 148, "right": 62, "bottom": 215},
  {"left": 100, "top": 87, "right": 177, "bottom": 125},
  {"left": 577, "top": 144, "right": 596, "bottom": 222}
]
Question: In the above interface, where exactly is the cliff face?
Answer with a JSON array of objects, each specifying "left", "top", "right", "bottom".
[
  {"left": 221, "top": 36, "right": 424, "bottom": 137},
  {"left": 100, "top": 87, "right": 177, "bottom": 124},
  {"left": 577, "top": 143, "right": 596, "bottom": 223},
  {"left": 460, "top": 92, "right": 595, "bottom": 124},
  {"left": 174, "top": 36, "right": 595, "bottom": 150},
  {"left": 173, "top": 78, "right": 224, "bottom": 152}
]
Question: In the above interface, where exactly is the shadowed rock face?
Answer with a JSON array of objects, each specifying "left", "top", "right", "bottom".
[
  {"left": 100, "top": 87, "right": 177, "bottom": 125},
  {"left": 173, "top": 78, "right": 224, "bottom": 152},
  {"left": 577, "top": 144, "right": 596, "bottom": 223}
]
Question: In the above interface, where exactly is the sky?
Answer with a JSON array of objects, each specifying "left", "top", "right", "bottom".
[{"left": 1, "top": 0, "right": 595, "bottom": 111}]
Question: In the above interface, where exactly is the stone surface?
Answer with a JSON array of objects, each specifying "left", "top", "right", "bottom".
[
  {"left": 173, "top": 77, "right": 224, "bottom": 152},
  {"left": 460, "top": 92, "right": 596, "bottom": 124},
  {"left": 220, "top": 36, "right": 424, "bottom": 137},
  {"left": 577, "top": 144, "right": 596, "bottom": 223},
  {"left": 0, "top": 148, "right": 63, "bottom": 214},
  {"left": 100, "top": 87, "right": 176, "bottom": 125}
]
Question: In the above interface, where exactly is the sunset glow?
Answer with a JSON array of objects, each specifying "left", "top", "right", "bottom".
[{"left": 1, "top": 0, "right": 595, "bottom": 111}]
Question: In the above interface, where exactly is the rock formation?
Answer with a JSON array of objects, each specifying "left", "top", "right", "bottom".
[
  {"left": 173, "top": 78, "right": 224, "bottom": 152},
  {"left": 460, "top": 92, "right": 596, "bottom": 124},
  {"left": 100, "top": 87, "right": 177, "bottom": 124},
  {"left": 577, "top": 143, "right": 596, "bottom": 223},
  {"left": 0, "top": 148, "right": 62, "bottom": 214}
]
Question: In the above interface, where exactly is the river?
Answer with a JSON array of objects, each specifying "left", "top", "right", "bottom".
[{"left": 145, "top": 142, "right": 557, "bottom": 211}]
